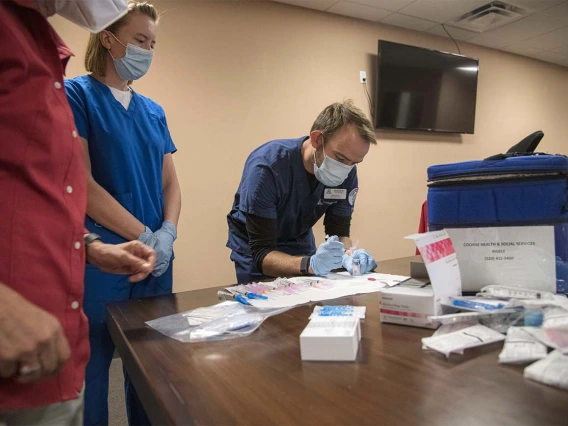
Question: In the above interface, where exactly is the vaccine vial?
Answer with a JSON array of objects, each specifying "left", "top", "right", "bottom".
[{"left": 352, "top": 258, "right": 361, "bottom": 276}]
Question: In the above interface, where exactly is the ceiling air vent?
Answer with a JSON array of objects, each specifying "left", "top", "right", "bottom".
[{"left": 449, "top": 1, "right": 529, "bottom": 33}]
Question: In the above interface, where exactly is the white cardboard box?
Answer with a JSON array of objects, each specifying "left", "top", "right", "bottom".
[
  {"left": 300, "top": 316, "right": 361, "bottom": 361},
  {"left": 379, "top": 286, "right": 439, "bottom": 329}
]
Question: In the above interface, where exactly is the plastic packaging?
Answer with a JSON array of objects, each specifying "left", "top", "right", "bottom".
[
  {"left": 524, "top": 350, "right": 568, "bottom": 391},
  {"left": 146, "top": 301, "right": 291, "bottom": 343},
  {"left": 448, "top": 296, "right": 507, "bottom": 311},
  {"left": 351, "top": 258, "right": 361, "bottom": 276},
  {"left": 524, "top": 310, "right": 544, "bottom": 327},
  {"left": 478, "top": 285, "right": 555, "bottom": 301},
  {"left": 498, "top": 327, "right": 548, "bottom": 364},
  {"left": 543, "top": 307, "right": 568, "bottom": 331},
  {"left": 421, "top": 324, "right": 505, "bottom": 358},
  {"left": 310, "top": 305, "right": 366, "bottom": 319}
]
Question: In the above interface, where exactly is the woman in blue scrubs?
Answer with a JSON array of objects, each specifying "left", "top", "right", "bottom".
[{"left": 65, "top": 2, "right": 181, "bottom": 425}]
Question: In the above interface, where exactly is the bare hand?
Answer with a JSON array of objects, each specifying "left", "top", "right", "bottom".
[
  {"left": 0, "top": 284, "right": 71, "bottom": 384},
  {"left": 86, "top": 241, "right": 156, "bottom": 282}
]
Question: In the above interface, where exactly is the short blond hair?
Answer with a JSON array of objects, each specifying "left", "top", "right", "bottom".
[
  {"left": 311, "top": 100, "right": 376, "bottom": 145},
  {"left": 85, "top": 1, "right": 159, "bottom": 78}
]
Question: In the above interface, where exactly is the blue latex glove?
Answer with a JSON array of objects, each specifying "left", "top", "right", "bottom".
[
  {"left": 152, "top": 220, "right": 177, "bottom": 277},
  {"left": 138, "top": 226, "right": 158, "bottom": 247},
  {"left": 309, "top": 235, "right": 345, "bottom": 276},
  {"left": 343, "top": 249, "right": 377, "bottom": 275}
]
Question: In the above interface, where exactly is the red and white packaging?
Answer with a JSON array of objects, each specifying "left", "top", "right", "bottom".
[{"left": 379, "top": 230, "right": 462, "bottom": 329}]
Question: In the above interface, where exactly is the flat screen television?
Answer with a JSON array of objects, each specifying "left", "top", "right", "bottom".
[{"left": 374, "top": 40, "right": 479, "bottom": 134}]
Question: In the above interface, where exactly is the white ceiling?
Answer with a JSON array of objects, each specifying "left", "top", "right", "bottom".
[{"left": 272, "top": 0, "right": 568, "bottom": 67}]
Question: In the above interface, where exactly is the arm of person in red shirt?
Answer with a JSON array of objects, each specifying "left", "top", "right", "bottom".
[
  {"left": 80, "top": 137, "right": 146, "bottom": 240},
  {"left": 0, "top": 283, "right": 70, "bottom": 384},
  {"left": 85, "top": 240, "right": 156, "bottom": 283}
]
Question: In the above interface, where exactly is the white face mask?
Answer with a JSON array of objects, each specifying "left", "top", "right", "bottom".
[
  {"left": 313, "top": 136, "right": 354, "bottom": 187},
  {"left": 55, "top": 0, "right": 128, "bottom": 33}
]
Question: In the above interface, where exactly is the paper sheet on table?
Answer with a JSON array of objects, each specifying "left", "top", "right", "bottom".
[
  {"left": 325, "top": 272, "right": 410, "bottom": 287},
  {"left": 245, "top": 272, "right": 408, "bottom": 309}
]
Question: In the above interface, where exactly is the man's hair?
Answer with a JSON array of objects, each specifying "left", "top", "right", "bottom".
[
  {"left": 311, "top": 100, "right": 376, "bottom": 144},
  {"left": 84, "top": 1, "right": 159, "bottom": 78}
]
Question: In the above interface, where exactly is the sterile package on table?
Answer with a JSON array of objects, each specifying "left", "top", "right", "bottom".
[
  {"left": 524, "top": 350, "right": 568, "bottom": 391},
  {"left": 421, "top": 324, "right": 505, "bottom": 358},
  {"left": 300, "top": 316, "right": 361, "bottom": 361},
  {"left": 309, "top": 305, "right": 366, "bottom": 319},
  {"left": 145, "top": 301, "right": 291, "bottom": 343},
  {"left": 498, "top": 327, "right": 549, "bottom": 364}
]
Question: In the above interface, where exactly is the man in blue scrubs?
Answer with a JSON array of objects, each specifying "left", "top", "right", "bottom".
[{"left": 227, "top": 101, "right": 378, "bottom": 283}]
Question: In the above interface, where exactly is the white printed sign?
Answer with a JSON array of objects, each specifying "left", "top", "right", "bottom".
[{"left": 446, "top": 226, "right": 556, "bottom": 293}]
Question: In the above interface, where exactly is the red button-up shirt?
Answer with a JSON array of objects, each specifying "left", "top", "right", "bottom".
[{"left": 0, "top": 1, "right": 89, "bottom": 410}]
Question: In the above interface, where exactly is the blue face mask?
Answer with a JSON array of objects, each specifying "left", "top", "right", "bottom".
[{"left": 108, "top": 32, "right": 153, "bottom": 81}]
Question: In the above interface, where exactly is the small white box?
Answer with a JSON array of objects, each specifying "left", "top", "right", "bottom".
[
  {"left": 379, "top": 286, "right": 439, "bottom": 329},
  {"left": 300, "top": 317, "right": 361, "bottom": 361}
]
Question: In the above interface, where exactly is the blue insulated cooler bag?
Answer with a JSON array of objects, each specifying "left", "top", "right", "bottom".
[{"left": 427, "top": 131, "right": 568, "bottom": 294}]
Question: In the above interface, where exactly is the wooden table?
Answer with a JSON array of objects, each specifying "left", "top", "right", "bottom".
[{"left": 107, "top": 256, "right": 568, "bottom": 425}]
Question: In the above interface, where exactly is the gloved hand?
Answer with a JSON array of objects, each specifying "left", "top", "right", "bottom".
[
  {"left": 343, "top": 249, "right": 377, "bottom": 275},
  {"left": 309, "top": 235, "right": 345, "bottom": 276},
  {"left": 138, "top": 226, "right": 158, "bottom": 247},
  {"left": 151, "top": 220, "right": 177, "bottom": 277}
]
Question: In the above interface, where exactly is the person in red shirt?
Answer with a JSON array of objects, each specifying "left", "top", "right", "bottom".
[{"left": 0, "top": 1, "right": 156, "bottom": 424}]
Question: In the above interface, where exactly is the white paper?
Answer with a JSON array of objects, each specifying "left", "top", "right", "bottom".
[
  {"left": 243, "top": 272, "right": 402, "bottom": 309},
  {"left": 421, "top": 324, "right": 505, "bottom": 358},
  {"left": 406, "top": 230, "right": 462, "bottom": 308},
  {"left": 524, "top": 350, "right": 568, "bottom": 391},
  {"left": 446, "top": 226, "right": 556, "bottom": 293},
  {"left": 498, "top": 327, "right": 549, "bottom": 364},
  {"left": 324, "top": 272, "right": 409, "bottom": 286}
]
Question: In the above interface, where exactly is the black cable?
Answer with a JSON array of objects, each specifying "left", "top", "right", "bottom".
[
  {"left": 362, "top": 81, "right": 374, "bottom": 119},
  {"left": 442, "top": 24, "right": 461, "bottom": 54}
]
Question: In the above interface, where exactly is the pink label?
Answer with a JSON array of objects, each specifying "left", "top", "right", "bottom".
[
  {"left": 419, "top": 237, "right": 455, "bottom": 264},
  {"left": 380, "top": 308, "right": 424, "bottom": 318}
]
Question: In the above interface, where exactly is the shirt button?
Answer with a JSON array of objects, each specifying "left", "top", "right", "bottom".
[
  {"left": 72, "top": 130, "right": 78, "bottom": 138},
  {"left": 71, "top": 301, "right": 79, "bottom": 310},
  {"left": 66, "top": 185, "right": 73, "bottom": 194},
  {"left": 54, "top": 81, "right": 62, "bottom": 89},
  {"left": 74, "top": 241, "right": 81, "bottom": 250}
]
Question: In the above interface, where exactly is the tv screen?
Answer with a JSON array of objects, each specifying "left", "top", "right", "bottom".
[{"left": 374, "top": 40, "right": 479, "bottom": 134}]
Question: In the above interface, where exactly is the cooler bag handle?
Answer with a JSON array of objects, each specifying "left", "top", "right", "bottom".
[{"left": 484, "top": 130, "right": 544, "bottom": 161}]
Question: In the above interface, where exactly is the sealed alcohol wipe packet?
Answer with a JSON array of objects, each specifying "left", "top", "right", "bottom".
[{"left": 498, "top": 327, "right": 548, "bottom": 364}]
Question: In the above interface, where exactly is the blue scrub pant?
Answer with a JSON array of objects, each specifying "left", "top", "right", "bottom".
[
  {"left": 230, "top": 251, "right": 269, "bottom": 284},
  {"left": 82, "top": 262, "right": 173, "bottom": 426}
]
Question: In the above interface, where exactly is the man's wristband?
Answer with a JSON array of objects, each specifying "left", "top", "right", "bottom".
[
  {"left": 84, "top": 233, "right": 102, "bottom": 246},
  {"left": 300, "top": 256, "right": 311, "bottom": 276}
]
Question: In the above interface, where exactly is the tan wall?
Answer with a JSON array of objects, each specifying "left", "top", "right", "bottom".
[{"left": 49, "top": 0, "right": 568, "bottom": 293}]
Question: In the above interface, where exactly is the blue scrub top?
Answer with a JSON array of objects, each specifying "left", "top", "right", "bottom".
[
  {"left": 65, "top": 75, "right": 176, "bottom": 244},
  {"left": 227, "top": 137, "right": 359, "bottom": 256}
]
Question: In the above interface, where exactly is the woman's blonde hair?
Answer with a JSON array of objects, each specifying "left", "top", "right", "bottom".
[{"left": 85, "top": 1, "right": 158, "bottom": 77}]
